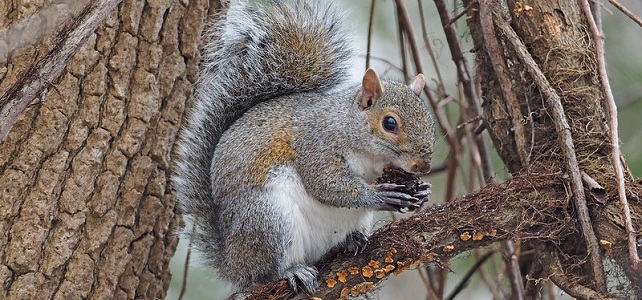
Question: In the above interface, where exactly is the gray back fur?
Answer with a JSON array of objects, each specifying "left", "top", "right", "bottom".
[{"left": 171, "top": 0, "right": 352, "bottom": 251}]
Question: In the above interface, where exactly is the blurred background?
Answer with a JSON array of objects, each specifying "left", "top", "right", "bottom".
[{"left": 167, "top": 1, "right": 642, "bottom": 299}]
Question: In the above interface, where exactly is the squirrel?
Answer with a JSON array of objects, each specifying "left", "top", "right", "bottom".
[{"left": 172, "top": 0, "right": 435, "bottom": 294}]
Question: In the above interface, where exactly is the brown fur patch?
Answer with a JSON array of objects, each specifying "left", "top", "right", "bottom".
[{"left": 249, "top": 127, "right": 296, "bottom": 185}]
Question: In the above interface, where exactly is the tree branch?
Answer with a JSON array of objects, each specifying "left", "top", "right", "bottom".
[
  {"left": 607, "top": 0, "right": 642, "bottom": 28},
  {"left": 365, "top": 0, "right": 376, "bottom": 70},
  {"left": 243, "top": 172, "right": 642, "bottom": 299},
  {"left": 478, "top": 1, "right": 529, "bottom": 169}
]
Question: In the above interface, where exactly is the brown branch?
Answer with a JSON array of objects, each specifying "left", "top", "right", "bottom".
[
  {"left": 0, "top": 0, "right": 122, "bottom": 142},
  {"left": 392, "top": 0, "right": 457, "bottom": 150},
  {"left": 444, "top": 0, "right": 477, "bottom": 28},
  {"left": 477, "top": 2, "right": 526, "bottom": 295},
  {"left": 417, "top": 268, "right": 441, "bottom": 300},
  {"left": 433, "top": 0, "right": 494, "bottom": 185},
  {"left": 478, "top": 1, "right": 529, "bottom": 169},
  {"left": 549, "top": 273, "right": 615, "bottom": 300},
  {"left": 433, "top": 0, "right": 479, "bottom": 126},
  {"left": 243, "top": 172, "right": 642, "bottom": 299},
  {"left": 473, "top": 249, "right": 501, "bottom": 299},
  {"left": 395, "top": 4, "right": 409, "bottom": 80},
  {"left": 417, "top": 0, "right": 446, "bottom": 96},
  {"left": 365, "top": 0, "right": 376, "bottom": 70},
  {"left": 494, "top": 13, "right": 607, "bottom": 292},
  {"left": 501, "top": 239, "right": 525, "bottom": 300},
  {"left": 393, "top": 0, "right": 423, "bottom": 80},
  {"left": 607, "top": 0, "right": 642, "bottom": 28},
  {"left": 581, "top": 0, "right": 642, "bottom": 271}
]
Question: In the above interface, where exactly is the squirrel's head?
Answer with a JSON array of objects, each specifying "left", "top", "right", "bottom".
[{"left": 357, "top": 68, "right": 435, "bottom": 175}]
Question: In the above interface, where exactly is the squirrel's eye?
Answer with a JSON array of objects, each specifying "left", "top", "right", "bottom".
[{"left": 382, "top": 116, "right": 398, "bottom": 133}]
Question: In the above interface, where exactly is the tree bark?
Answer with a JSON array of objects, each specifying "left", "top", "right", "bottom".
[{"left": 0, "top": 0, "right": 209, "bottom": 298}]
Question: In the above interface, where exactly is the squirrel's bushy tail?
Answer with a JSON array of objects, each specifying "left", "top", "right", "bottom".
[{"left": 172, "top": 0, "right": 352, "bottom": 249}]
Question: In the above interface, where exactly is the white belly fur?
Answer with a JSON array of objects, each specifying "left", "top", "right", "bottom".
[{"left": 266, "top": 165, "right": 373, "bottom": 267}]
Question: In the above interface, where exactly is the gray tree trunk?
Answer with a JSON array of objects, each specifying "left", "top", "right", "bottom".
[{"left": 0, "top": 0, "right": 212, "bottom": 298}]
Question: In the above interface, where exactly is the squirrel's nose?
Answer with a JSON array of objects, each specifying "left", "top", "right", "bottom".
[{"left": 408, "top": 157, "right": 431, "bottom": 174}]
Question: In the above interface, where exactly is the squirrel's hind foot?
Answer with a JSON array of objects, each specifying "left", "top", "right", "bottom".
[
  {"left": 344, "top": 231, "right": 369, "bottom": 256},
  {"left": 284, "top": 264, "right": 319, "bottom": 294}
]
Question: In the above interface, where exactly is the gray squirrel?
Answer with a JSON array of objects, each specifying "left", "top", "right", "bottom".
[{"left": 172, "top": 0, "right": 435, "bottom": 294}]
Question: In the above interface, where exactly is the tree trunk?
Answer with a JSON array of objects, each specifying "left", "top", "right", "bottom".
[
  {"left": 466, "top": 0, "right": 641, "bottom": 294},
  {"left": 0, "top": 0, "right": 210, "bottom": 298}
]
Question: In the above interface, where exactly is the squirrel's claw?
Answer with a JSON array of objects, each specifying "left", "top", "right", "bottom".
[
  {"left": 417, "top": 181, "right": 432, "bottom": 189},
  {"left": 381, "top": 191, "right": 420, "bottom": 202},
  {"left": 344, "top": 231, "right": 369, "bottom": 256},
  {"left": 376, "top": 183, "right": 407, "bottom": 192},
  {"left": 284, "top": 264, "right": 319, "bottom": 294},
  {"left": 379, "top": 191, "right": 421, "bottom": 212},
  {"left": 413, "top": 188, "right": 432, "bottom": 199}
]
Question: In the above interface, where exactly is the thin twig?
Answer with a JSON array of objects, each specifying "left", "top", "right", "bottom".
[
  {"left": 393, "top": 0, "right": 423, "bottom": 81},
  {"left": 444, "top": 0, "right": 477, "bottom": 28},
  {"left": 444, "top": 250, "right": 496, "bottom": 300},
  {"left": 417, "top": 0, "right": 446, "bottom": 96},
  {"left": 473, "top": 249, "right": 501, "bottom": 300},
  {"left": 418, "top": 268, "right": 442, "bottom": 300},
  {"left": 395, "top": 4, "right": 409, "bottom": 80},
  {"left": 581, "top": 0, "right": 641, "bottom": 271},
  {"left": 494, "top": 13, "right": 607, "bottom": 292},
  {"left": 363, "top": 55, "right": 405, "bottom": 74},
  {"left": 0, "top": 0, "right": 122, "bottom": 142},
  {"left": 366, "top": 0, "right": 376, "bottom": 70},
  {"left": 179, "top": 223, "right": 196, "bottom": 300},
  {"left": 501, "top": 238, "right": 525, "bottom": 300},
  {"left": 608, "top": 0, "right": 642, "bottom": 28},
  {"left": 582, "top": 171, "right": 608, "bottom": 204}
]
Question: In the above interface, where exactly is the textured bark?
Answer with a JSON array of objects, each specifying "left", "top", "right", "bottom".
[
  {"left": 0, "top": 0, "right": 209, "bottom": 299},
  {"left": 466, "top": 0, "right": 641, "bottom": 289}
]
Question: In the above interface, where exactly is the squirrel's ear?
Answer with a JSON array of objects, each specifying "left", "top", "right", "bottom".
[
  {"left": 409, "top": 73, "right": 425, "bottom": 96},
  {"left": 360, "top": 68, "right": 384, "bottom": 110}
]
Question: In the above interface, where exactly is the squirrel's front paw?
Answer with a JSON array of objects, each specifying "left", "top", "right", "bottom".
[
  {"left": 283, "top": 264, "right": 319, "bottom": 294},
  {"left": 375, "top": 183, "right": 422, "bottom": 212}
]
